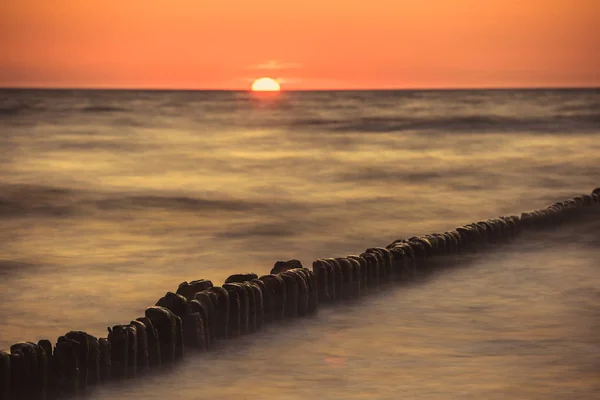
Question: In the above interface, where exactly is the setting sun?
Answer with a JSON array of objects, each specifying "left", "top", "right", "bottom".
[{"left": 251, "top": 77, "right": 281, "bottom": 92}]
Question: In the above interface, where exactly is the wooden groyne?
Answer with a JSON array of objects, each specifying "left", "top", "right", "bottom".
[{"left": 1, "top": 188, "right": 599, "bottom": 400}]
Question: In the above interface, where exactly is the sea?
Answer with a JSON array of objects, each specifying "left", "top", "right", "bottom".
[{"left": 1, "top": 88, "right": 599, "bottom": 399}]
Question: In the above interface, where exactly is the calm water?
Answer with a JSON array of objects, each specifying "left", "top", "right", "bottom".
[{"left": 1, "top": 89, "right": 599, "bottom": 399}]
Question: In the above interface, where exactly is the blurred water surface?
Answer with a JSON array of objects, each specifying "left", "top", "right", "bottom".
[{"left": 1, "top": 89, "right": 599, "bottom": 399}]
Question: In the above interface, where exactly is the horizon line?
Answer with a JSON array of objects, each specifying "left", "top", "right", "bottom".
[{"left": 1, "top": 85, "right": 598, "bottom": 92}]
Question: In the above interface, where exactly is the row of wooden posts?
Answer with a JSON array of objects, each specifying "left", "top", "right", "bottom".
[{"left": 1, "top": 188, "right": 599, "bottom": 400}]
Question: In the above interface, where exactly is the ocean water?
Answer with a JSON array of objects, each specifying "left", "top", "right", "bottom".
[{"left": 1, "top": 89, "right": 599, "bottom": 399}]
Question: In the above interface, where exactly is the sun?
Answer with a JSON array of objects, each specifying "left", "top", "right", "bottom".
[{"left": 251, "top": 77, "right": 281, "bottom": 92}]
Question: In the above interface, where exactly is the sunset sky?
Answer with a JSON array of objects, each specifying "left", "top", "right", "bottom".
[{"left": 1, "top": 0, "right": 599, "bottom": 90}]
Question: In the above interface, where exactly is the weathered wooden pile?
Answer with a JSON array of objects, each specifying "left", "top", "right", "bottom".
[{"left": 1, "top": 188, "right": 599, "bottom": 400}]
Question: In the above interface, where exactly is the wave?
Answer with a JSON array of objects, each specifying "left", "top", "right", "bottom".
[
  {"left": 337, "top": 166, "right": 476, "bottom": 184},
  {"left": 215, "top": 222, "right": 300, "bottom": 239},
  {"left": 284, "top": 113, "right": 600, "bottom": 134},
  {"left": 0, "top": 103, "right": 39, "bottom": 116},
  {"left": 0, "top": 104, "right": 129, "bottom": 117},
  {"left": 0, "top": 184, "right": 274, "bottom": 218},
  {"left": 94, "top": 194, "right": 269, "bottom": 212},
  {"left": 0, "top": 260, "right": 33, "bottom": 276},
  {"left": 0, "top": 185, "right": 75, "bottom": 217},
  {"left": 79, "top": 105, "right": 129, "bottom": 113}
]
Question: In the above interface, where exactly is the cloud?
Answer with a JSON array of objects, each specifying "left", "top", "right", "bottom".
[
  {"left": 246, "top": 60, "right": 302, "bottom": 70},
  {"left": 236, "top": 76, "right": 301, "bottom": 88},
  {"left": 274, "top": 77, "right": 301, "bottom": 84}
]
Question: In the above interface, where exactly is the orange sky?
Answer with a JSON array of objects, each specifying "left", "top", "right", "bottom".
[{"left": 1, "top": 0, "right": 599, "bottom": 89}]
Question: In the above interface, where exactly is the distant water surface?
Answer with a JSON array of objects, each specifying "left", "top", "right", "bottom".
[{"left": 1, "top": 89, "right": 599, "bottom": 399}]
